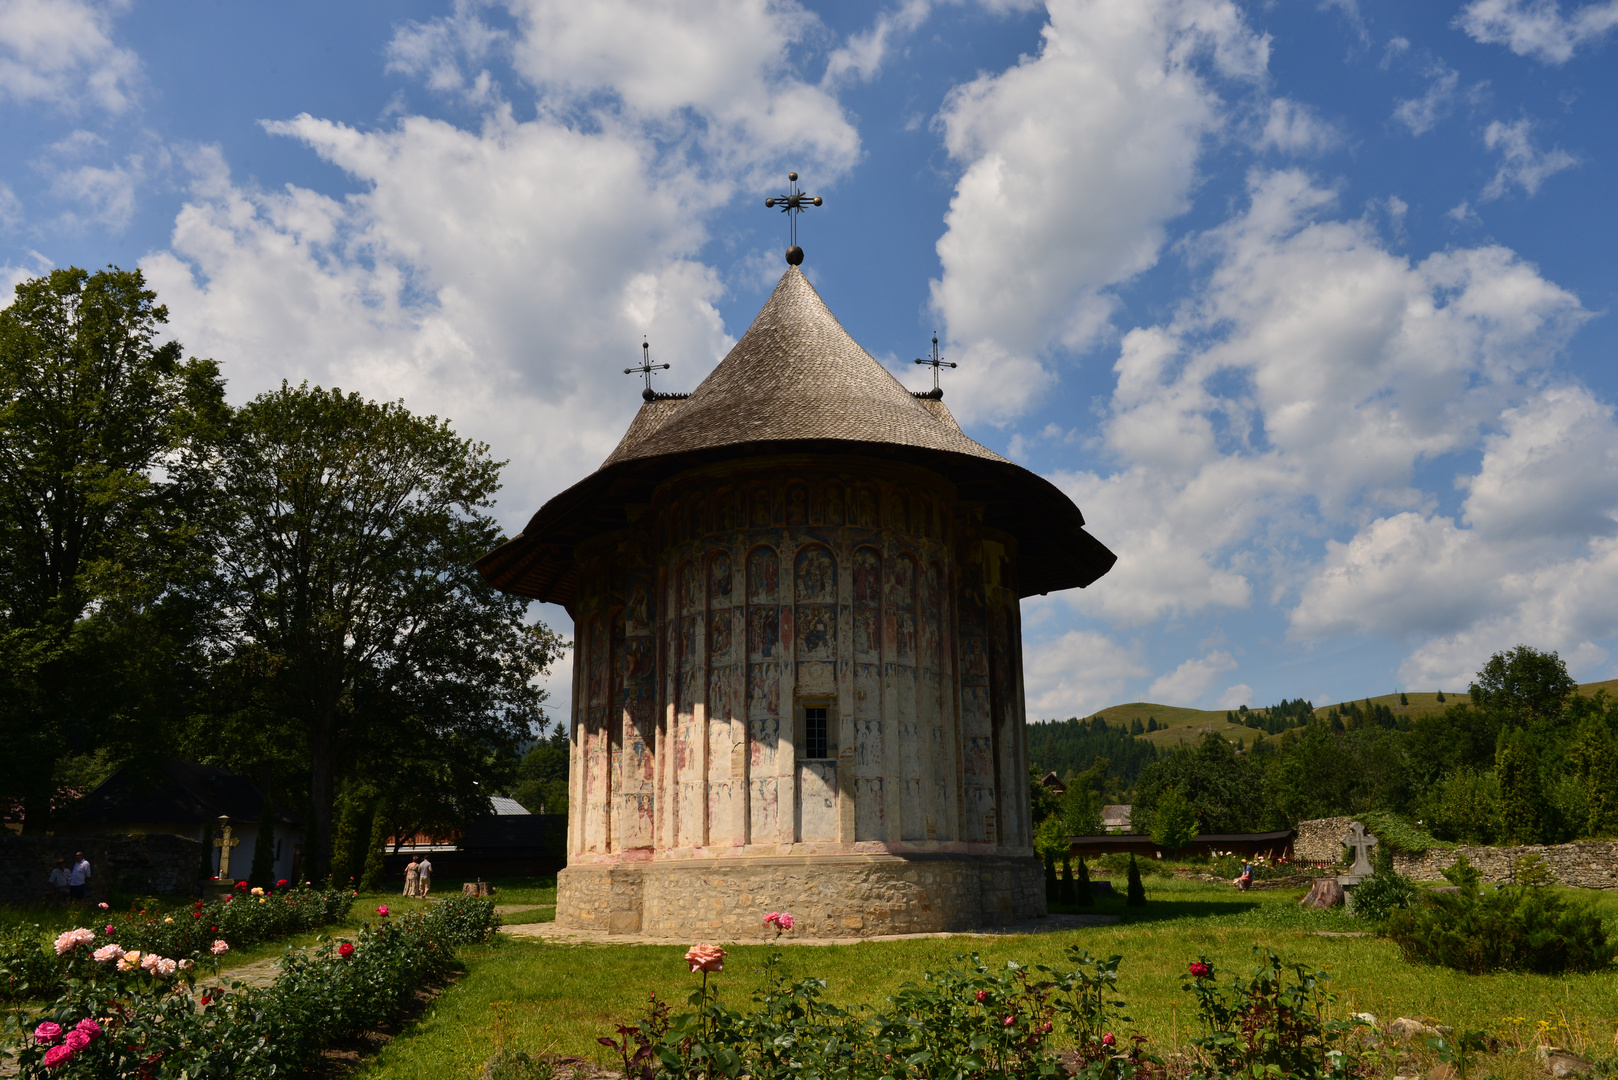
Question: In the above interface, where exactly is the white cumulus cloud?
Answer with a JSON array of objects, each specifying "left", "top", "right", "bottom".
[
  {"left": 1023, "top": 630, "right": 1151, "bottom": 719},
  {"left": 1147, "top": 650, "right": 1238, "bottom": 705},
  {"left": 1457, "top": 0, "right": 1618, "bottom": 64},
  {"left": 0, "top": 0, "right": 138, "bottom": 113},
  {"left": 929, "top": 0, "right": 1270, "bottom": 422}
]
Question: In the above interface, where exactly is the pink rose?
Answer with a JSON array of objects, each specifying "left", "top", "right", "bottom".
[
  {"left": 97, "top": 902, "right": 108, "bottom": 910},
  {"left": 775, "top": 913, "right": 794, "bottom": 930},
  {"left": 42, "top": 1044, "right": 74, "bottom": 1069},
  {"left": 93, "top": 944, "right": 124, "bottom": 963},
  {"left": 74, "top": 1019, "right": 102, "bottom": 1041},
  {"left": 34, "top": 1022, "right": 62, "bottom": 1045},
  {"left": 1103, "top": 1032, "right": 1116, "bottom": 1048},
  {"left": 155, "top": 958, "right": 178, "bottom": 976},
  {"left": 377, "top": 905, "right": 390, "bottom": 917},
  {"left": 1003, "top": 1016, "right": 1016, "bottom": 1027},
  {"left": 210, "top": 940, "right": 229, "bottom": 955},
  {"left": 140, "top": 953, "right": 161, "bottom": 972},
  {"left": 53, "top": 928, "right": 95, "bottom": 954},
  {"left": 763, "top": 911, "right": 779, "bottom": 925},
  {"left": 105, "top": 925, "right": 114, "bottom": 935},
  {"left": 685, "top": 943, "right": 725, "bottom": 973},
  {"left": 178, "top": 959, "right": 193, "bottom": 970},
  {"left": 63, "top": 1030, "right": 90, "bottom": 1052}
]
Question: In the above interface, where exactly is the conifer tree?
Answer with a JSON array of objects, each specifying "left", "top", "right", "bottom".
[
  {"left": 1075, "top": 857, "right": 1094, "bottom": 907},
  {"left": 1496, "top": 727, "right": 1544, "bottom": 844},
  {"left": 1126, "top": 854, "right": 1146, "bottom": 906},
  {"left": 1060, "top": 856, "right": 1076, "bottom": 905}
]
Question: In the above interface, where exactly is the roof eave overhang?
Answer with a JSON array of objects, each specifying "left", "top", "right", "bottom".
[{"left": 477, "top": 439, "right": 1116, "bottom": 605}]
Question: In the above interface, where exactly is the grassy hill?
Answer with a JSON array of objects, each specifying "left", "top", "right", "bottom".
[{"left": 1060, "top": 679, "right": 1618, "bottom": 748}]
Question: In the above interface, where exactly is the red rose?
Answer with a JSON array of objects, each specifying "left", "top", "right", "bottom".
[
  {"left": 338, "top": 942, "right": 354, "bottom": 958},
  {"left": 1102, "top": 1033, "right": 1116, "bottom": 1048},
  {"left": 1189, "top": 962, "right": 1212, "bottom": 979},
  {"left": 975, "top": 990, "right": 988, "bottom": 1003}
]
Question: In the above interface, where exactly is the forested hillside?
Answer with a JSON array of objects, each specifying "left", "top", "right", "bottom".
[{"left": 1026, "top": 648, "right": 1618, "bottom": 847}]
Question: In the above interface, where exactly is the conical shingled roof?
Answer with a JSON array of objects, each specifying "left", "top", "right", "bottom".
[
  {"left": 477, "top": 267, "right": 1115, "bottom": 605},
  {"left": 601, "top": 268, "right": 1006, "bottom": 467}
]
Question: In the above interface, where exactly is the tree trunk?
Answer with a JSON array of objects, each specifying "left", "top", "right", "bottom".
[{"left": 309, "top": 716, "right": 334, "bottom": 881}]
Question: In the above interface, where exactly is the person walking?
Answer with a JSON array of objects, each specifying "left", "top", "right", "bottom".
[
  {"left": 48, "top": 859, "right": 70, "bottom": 904},
  {"left": 403, "top": 857, "right": 420, "bottom": 898},
  {"left": 416, "top": 855, "right": 433, "bottom": 898},
  {"left": 69, "top": 851, "right": 91, "bottom": 902}
]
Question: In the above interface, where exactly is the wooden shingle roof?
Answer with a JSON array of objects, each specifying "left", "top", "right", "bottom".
[{"left": 478, "top": 267, "right": 1115, "bottom": 604}]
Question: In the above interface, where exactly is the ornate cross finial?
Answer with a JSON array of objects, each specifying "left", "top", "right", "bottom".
[
  {"left": 624, "top": 339, "right": 670, "bottom": 402},
  {"left": 913, "top": 333, "right": 957, "bottom": 400},
  {"left": 764, "top": 171, "right": 822, "bottom": 266}
]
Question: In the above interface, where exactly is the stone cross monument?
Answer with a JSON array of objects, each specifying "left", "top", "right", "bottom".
[
  {"left": 214, "top": 816, "right": 240, "bottom": 880},
  {"left": 1338, "top": 821, "right": 1378, "bottom": 885},
  {"left": 477, "top": 215, "right": 1117, "bottom": 939}
]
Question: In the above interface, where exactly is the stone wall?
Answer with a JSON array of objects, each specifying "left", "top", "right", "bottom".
[
  {"left": 0, "top": 834, "right": 204, "bottom": 904},
  {"left": 557, "top": 853, "right": 1045, "bottom": 938},
  {"left": 1293, "top": 817, "right": 1354, "bottom": 864},
  {"left": 1392, "top": 841, "right": 1618, "bottom": 888}
]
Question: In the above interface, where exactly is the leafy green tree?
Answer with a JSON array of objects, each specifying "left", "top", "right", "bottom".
[
  {"left": 1028, "top": 766, "right": 1061, "bottom": 827},
  {"left": 1496, "top": 727, "right": 1545, "bottom": 844},
  {"left": 1421, "top": 768, "right": 1503, "bottom": 845},
  {"left": 1060, "top": 782, "right": 1103, "bottom": 838},
  {"left": 1469, "top": 646, "right": 1576, "bottom": 728},
  {"left": 1150, "top": 786, "right": 1199, "bottom": 853},
  {"left": 512, "top": 727, "right": 570, "bottom": 814},
  {"left": 1136, "top": 732, "right": 1262, "bottom": 833},
  {"left": 0, "top": 267, "right": 225, "bottom": 831},
  {"left": 204, "top": 383, "right": 561, "bottom": 876}
]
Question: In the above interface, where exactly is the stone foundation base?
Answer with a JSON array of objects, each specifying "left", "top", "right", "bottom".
[{"left": 556, "top": 854, "right": 1046, "bottom": 939}]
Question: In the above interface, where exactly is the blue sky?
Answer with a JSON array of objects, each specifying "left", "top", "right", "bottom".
[{"left": 4, "top": 0, "right": 1617, "bottom": 725}]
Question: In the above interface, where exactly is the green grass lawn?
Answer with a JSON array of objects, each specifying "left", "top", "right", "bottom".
[{"left": 353, "top": 878, "right": 1618, "bottom": 1079}]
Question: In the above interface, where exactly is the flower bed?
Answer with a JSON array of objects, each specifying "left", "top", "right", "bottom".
[
  {"left": 1, "top": 881, "right": 354, "bottom": 1003},
  {"left": 600, "top": 942, "right": 1384, "bottom": 1080},
  {"left": 3, "top": 895, "right": 498, "bottom": 1078}
]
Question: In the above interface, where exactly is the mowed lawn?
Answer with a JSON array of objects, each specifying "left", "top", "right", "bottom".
[{"left": 355, "top": 878, "right": 1618, "bottom": 1079}]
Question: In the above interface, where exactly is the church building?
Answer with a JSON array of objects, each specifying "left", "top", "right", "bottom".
[{"left": 478, "top": 248, "right": 1115, "bottom": 938}]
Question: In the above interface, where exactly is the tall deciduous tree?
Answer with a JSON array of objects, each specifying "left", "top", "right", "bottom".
[
  {"left": 0, "top": 267, "right": 224, "bottom": 830},
  {"left": 1469, "top": 645, "right": 1578, "bottom": 728},
  {"left": 206, "top": 383, "right": 560, "bottom": 876}
]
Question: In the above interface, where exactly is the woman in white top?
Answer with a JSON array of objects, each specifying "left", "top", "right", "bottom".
[
  {"left": 404, "top": 858, "right": 420, "bottom": 897},
  {"left": 47, "top": 859, "right": 70, "bottom": 904}
]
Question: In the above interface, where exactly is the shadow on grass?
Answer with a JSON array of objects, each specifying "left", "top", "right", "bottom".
[{"left": 1044, "top": 895, "right": 1263, "bottom": 924}]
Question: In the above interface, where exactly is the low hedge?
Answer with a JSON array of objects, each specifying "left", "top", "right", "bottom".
[{"left": 2, "top": 894, "right": 498, "bottom": 1078}]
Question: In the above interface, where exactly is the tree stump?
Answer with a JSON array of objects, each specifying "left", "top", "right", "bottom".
[
  {"left": 462, "top": 881, "right": 494, "bottom": 897},
  {"left": 1299, "top": 878, "right": 1345, "bottom": 908}
]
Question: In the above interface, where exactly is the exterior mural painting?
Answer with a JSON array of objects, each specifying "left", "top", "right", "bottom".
[{"left": 478, "top": 265, "right": 1115, "bottom": 938}]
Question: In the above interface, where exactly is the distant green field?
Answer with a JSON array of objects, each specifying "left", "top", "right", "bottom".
[{"left": 1082, "top": 679, "right": 1618, "bottom": 747}]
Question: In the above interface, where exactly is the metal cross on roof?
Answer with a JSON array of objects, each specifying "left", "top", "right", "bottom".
[
  {"left": 764, "top": 171, "right": 822, "bottom": 266},
  {"left": 624, "top": 339, "right": 670, "bottom": 402},
  {"left": 914, "top": 333, "right": 957, "bottom": 400}
]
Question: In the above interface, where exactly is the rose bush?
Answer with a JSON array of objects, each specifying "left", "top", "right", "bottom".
[{"left": 1, "top": 896, "right": 498, "bottom": 1078}]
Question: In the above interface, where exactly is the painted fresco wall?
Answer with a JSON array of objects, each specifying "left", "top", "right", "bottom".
[{"left": 563, "top": 457, "right": 1033, "bottom": 862}]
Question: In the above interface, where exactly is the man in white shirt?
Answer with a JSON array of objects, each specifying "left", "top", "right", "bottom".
[
  {"left": 416, "top": 855, "right": 432, "bottom": 897},
  {"left": 69, "top": 852, "right": 91, "bottom": 901}
]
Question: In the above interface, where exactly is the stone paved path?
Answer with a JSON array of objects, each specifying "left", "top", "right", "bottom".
[{"left": 500, "top": 912, "right": 1118, "bottom": 946}]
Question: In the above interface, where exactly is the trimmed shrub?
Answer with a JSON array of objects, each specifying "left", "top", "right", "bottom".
[
  {"left": 1126, "top": 855, "right": 1146, "bottom": 906},
  {"left": 1348, "top": 844, "right": 1419, "bottom": 922},
  {"left": 1383, "top": 854, "right": 1616, "bottom": 974}
]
